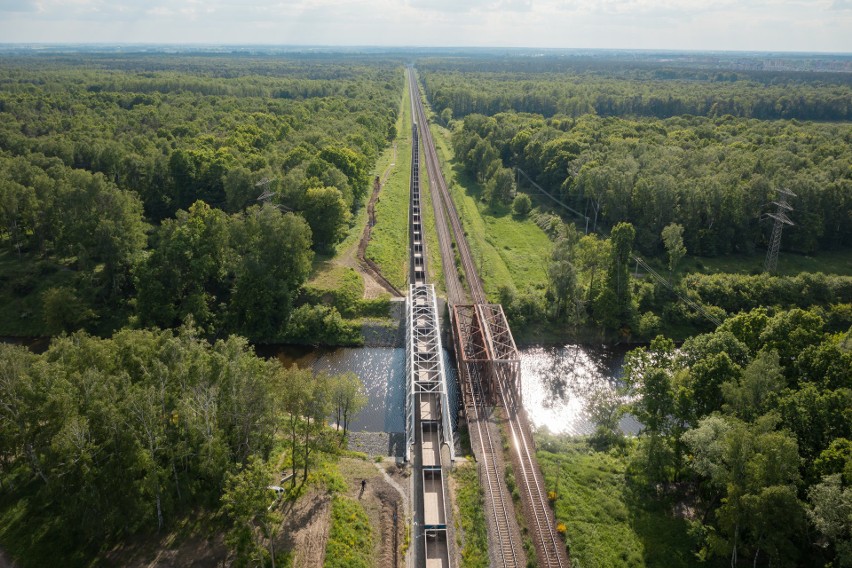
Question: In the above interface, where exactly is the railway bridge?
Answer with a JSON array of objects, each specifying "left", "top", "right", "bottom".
[{"left": 404, "top": 67, "right": 570, "bottom": 568}]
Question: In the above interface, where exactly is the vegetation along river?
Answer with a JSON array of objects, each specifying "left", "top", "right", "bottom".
[{"left": 267, "top": 343, "right": 640, "bottom": 436}]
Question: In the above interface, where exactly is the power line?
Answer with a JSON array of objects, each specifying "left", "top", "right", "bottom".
[
  {"left": 517, "top": 167, "right": 721, "bottom": 328},
  {"left": 632, "top": 256, "right": 722, "bottom": 327},
  {"left": 515, "top": 167, "right": 591, "bottom": 234}
]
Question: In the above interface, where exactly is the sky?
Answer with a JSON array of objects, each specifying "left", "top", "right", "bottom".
[{"left": 0, "top": 0, "right": 850, "bottom": 53}]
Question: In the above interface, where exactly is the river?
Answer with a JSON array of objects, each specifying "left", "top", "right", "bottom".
[{"left": 271, "top": 343, "right": 639, "bottom": 436}]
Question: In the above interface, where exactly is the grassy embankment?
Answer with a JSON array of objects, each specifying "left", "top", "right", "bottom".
[
  {"left": 536, "top": 434, "right": 709, "bottom": 568},
  {"left": 452, "top": 461, "right": 489, "bottom": 568},
  {"left": 324, "top": 493, "right": 374, "bottom": 568},
  {"left": 423, "top": 109, "right": 553, "bottom": 301},
  {"left": 364, "top": 70, "right": 412, "bottom": 292},
  {"left": 366, "top": 71, "right": 444, "bottom": 294}
]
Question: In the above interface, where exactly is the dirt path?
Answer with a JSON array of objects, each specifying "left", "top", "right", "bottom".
[
  {"left": 337, "top": 227, "right": 395, "bottom": 299},
  {"left": 279, "top": 488, "right": 332, "bottom": 568},
  {"left": 339, "top": 457, "right": 408, "bottom": 568},
  {"left": 356, "top": 143, "right": 404, "bottom": 298},
  {"left": 374, "top": 461, "right": 409, "bottom": 522},
  {"left": 333, "top": 142, "right": 403, "bottom": 300}
]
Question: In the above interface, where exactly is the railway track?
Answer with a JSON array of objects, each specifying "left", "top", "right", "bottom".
[
  {"left": 463, "top": 348, "right": 520, "bottom": 567},
  {"left": 408, "top": 67, "right": 518, "bottom": 567},
  {"left": 407, "top": 67, "right": 569, "bottom": 568},
  {"left": 498, "top": 384, "right": 567, "bottom": 568}
]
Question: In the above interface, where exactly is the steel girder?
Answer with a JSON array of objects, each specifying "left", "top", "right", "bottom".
[{"left": 452, "top": 303, "right": 522, "bottom": 407}]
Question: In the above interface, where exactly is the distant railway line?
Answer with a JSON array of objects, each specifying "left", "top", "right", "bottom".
[{"left": 408, "top": 69, "right": 483, "bottom": 306}]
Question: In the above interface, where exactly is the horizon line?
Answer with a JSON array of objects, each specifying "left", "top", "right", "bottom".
[{"left": 0, "top": 43, "right": 851, "bottom": 57}]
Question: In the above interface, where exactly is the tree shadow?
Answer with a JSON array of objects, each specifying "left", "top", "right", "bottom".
[{"left": 620, "top": 477, "right": 702, "bottom": 568}]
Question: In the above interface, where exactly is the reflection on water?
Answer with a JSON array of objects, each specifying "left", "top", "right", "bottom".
[
  {"left": 267, "top": 342, "right": 636, "bottom": 436},
  {"left": 520, "top": 344, "right": 641, "bottom": 436}
]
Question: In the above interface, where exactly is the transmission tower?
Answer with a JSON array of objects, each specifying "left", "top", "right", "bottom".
[
  {"left": 255, "top": 177, "right": 275, "bottom": 202},
  {"left": 764, "top": 188, "right": 796, "bottom": 273}
]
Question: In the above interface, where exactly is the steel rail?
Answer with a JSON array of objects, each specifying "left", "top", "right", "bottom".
[
  {"left": 463, "top": 352, "right": 520, "bottom": 568},
  {"left": 476, "top": 307, "right": 565, "bottom": 568},
  {"left": 498, "top": 385, "right": 567, "bottom": 568}
]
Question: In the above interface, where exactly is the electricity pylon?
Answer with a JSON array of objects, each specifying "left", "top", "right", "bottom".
[{"left": 764, "top": 188, "right": 796, "bottom": 273}]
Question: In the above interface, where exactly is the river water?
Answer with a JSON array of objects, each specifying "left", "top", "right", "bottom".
[
  {"left": 520, "top": 344, "right": 642, "bottom": 436},
  {"left": 272, "top": 343, "right": 639, "bottom": 436}
]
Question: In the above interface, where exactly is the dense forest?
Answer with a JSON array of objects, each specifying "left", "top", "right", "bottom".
[
  {"left": 0, "top": 54, "right": 401, "bottom": 340},
  {"left": 0, "top": 327, "right": 367, "bottom": 564},
  {"left": 450, "top": 112, "right": 852, "bottom": 257},
  {"left": 421, "top": 58, "right": 852, "bottom": 121},
  {"left": 420, "top": 58, "right": 852, "bottom": 260},
  {"left": 420, "top": 58, "right": 852, "bottom": 340},
  {"left": 611, "top": 307, "right": 852, "bottom": 568}
]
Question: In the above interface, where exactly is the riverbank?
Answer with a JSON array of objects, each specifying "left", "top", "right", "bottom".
[{"left": 535, "top": 434, "right": 699, "bottom": 568}]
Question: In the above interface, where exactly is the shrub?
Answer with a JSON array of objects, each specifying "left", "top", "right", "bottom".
[
  {"left": 637, "top": 311, "right": 661, "bottom": 339},
  {"left": 512, "top": 193, "right": 532, "bottom": 217},
  {"left": 42, "top": 286, "right": 95, "bottom": 334},
  {"left": 285, "top": 304, "right": 362, "bottom": 346}
]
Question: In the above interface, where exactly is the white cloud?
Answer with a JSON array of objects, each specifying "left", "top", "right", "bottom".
[{"left": 0, "top": 0, "right": 848, "bottom": 51}]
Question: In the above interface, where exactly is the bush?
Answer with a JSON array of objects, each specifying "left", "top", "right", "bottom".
[
  {"left": 357, "top": 296, "right": 391, "bottom": 318},
  {"left": 42, "top": 286, "right": 95, "bottom": 334},
  {"left": 11, "top": 274, "right": 36, "bottom": 297},
  {"left": 683, "top": 272, "right": 852, "bottom": 313},
  {"left": 637, "top": 311, "right": 661, "bottom": 339},
  {"left": 285, "top": 304, "right": 362, "bottom": 346},
  {"left": 512, "top": 193, "right": 532, "bottom": 217}
]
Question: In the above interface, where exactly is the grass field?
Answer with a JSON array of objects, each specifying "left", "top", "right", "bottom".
[
  {"left": 535, "top": 435, "right": 702, "bottom": 568},
  {"left": 366, "top": 71, "right": 412, "bottom": 291},
  {"left": 425, "top": 118, "right": 552, "bottom": 301},
  {"left": 681, "top": 247, "right": 852, "bottom": 277},
  {"left": 324, "top": 494, "right": 374, "bottom": 568}
]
